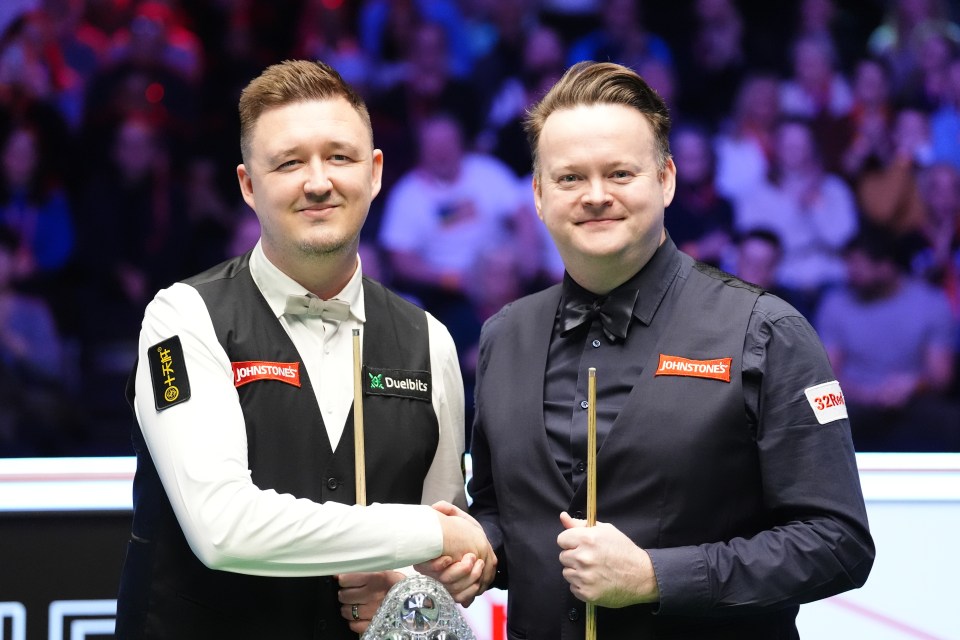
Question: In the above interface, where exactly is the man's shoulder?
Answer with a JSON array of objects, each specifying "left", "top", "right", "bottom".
[
  {"left": 481, "top": 285, "right": 561, "bottom": 336},
  {"left": 182, "top": 253, "right": 252, "bottom": 289}
]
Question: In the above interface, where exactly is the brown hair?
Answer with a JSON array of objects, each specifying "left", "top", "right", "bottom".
[
  {"left": 238, "top": 59, "right": 373, "bottom": 163},
  {"left": 523, "top": 61, "right": 672, "bottom": 178}
]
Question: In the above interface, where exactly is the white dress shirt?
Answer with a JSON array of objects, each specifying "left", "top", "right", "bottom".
[{"left": 132, "top": 242, "right": 465, "bottom": 577}]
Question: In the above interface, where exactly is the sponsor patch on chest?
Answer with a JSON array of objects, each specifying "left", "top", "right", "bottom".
[
  {"left": 148, "top": 336, "right": 192, "bottom": 411},
  {"left": 803, "top": 380, "right": 848, "bottom": 424},
  {"left": 232, "top": 361, "right": 301, "bottom": 387},
  {"left": 363, "top": 366, "right": 431, "bottom": 401},
  {"left": 654, "top": 354, "right": 733, "bottom": 382}
]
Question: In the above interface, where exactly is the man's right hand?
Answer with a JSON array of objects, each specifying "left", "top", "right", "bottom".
[{"left": 414, "top": 501, "right": 496, "bottom": 606}]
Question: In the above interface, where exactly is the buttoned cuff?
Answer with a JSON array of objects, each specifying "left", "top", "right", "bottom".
[{"left": 646, "top": 546, "right": 711, "bottom": 615}]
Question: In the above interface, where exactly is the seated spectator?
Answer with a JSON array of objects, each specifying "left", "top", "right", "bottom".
[
  {"left": 840, "top": 57, "right": 896, "bottom": 179},
  {"left": 931, "top": 55, "right": 960, "bottom": 169},
  {"left": 0, "top": 123, "right": 75, "bottom": 285},
  {"left": 730, "top": 228, "right": 817, "bottom": 319},
  {"left": 868, "top": 0, "right": 960, "bottom": 103},
  {"left": 367, "top": 21, "right": 484, "bottom": 191},
  {"left": 850, "top": 106, "right": 933, "bottom": 239},
  {"left": 780, "top": 33, "right": 855, "bottom": 172},
  {"left": 910, "top": 162, "right": 960, "bottom": 317},
  {"left": 714, "top": 73, "right": 781, "bottom": 202},
  {"left": 675, "top": 0, "right": 749, "bottom": 129},
  {"left": 816, "top": 229, "right": 959, "bottom": 451},
  {"left": 667, "top": 123, "right": 735, "bottom": 267},
  {"left": 566, "top": 0, "right": 673, "bottom": 71},
  {"left": 378, "top": 114, "right": 534, "bottom": 355},
  {"left": 0, "top": 226, "right": 67, "bottom": 456},
  {"left": 478, "top": 24, "right": 565, "bottom": 177},
  {"left": 735, "top": 117, "right": 858, "bottom": 307}
]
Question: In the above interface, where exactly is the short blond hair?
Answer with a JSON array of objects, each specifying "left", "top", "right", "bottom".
[
  {"left": 524, "top": 61, "right": 672, "bottom": 178},
  {"left": 238, "top": 59, "right": 373, "bottom": 163}
]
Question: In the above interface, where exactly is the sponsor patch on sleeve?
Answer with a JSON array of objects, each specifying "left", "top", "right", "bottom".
[
  {"left": 232, "top": 361, "right": 301, "bottom": 388},
  {"left": 803, "top": 380, "right": 848, "bottom": 425},
  {"left": 363, "top": 366, "right": 431, "bottom": 402},
  {"left": 654, "top": 354, "right": 733, "bottom": 382},
  {"left": 148, "top": 336, "right": 191, "bottom": 411}
]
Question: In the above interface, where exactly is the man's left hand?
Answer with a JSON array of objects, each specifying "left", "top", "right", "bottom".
[
  {"left": 557, "top": 511, "right": 660, "bottom": 608},
  {"left": 337, "top": 570, "right": 405, "bottom": 634}
]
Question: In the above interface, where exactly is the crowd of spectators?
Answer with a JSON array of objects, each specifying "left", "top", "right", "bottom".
[{"left": 0, "top": 0, "right": 958, "bottom": 456}]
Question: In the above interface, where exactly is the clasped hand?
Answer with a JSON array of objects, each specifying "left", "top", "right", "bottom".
[
  {"left": 557, "top": 511, "right": 660, "bottom": 608},
  {"left": 413, "top": 501, "right": 497, "bottom": 606}
]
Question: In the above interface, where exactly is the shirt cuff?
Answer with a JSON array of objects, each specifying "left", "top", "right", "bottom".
[{"left": 646, "top": 546, "right": 711, "bottom": 615}]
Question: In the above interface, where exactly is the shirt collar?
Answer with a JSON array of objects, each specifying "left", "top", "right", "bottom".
[
  {"left": 249, "top": 241, "right": 366, "bottom": 323},
  {"left": 561, "top": 233, "right": 682, "bottom": 328}
]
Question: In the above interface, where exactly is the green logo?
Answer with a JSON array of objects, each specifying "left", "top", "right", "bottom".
[{"left": 369, "top": 373, "right": 384, "bottom": 390}]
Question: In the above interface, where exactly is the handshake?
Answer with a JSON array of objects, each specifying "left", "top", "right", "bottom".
[{"left": 415, "top": 500, "right": 497, "bottom": 607}]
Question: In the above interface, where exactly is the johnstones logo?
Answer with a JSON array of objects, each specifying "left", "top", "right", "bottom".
[
  {"left": 655, "top": 354, "right": 733, "bottom": 383},
  {"left": 233, "top": 361, "right": 301, "bottom": 388}
]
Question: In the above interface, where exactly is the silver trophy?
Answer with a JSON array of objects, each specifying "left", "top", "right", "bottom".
[{"left": 360, "top": 575, "right": 476, "bottom": 640}]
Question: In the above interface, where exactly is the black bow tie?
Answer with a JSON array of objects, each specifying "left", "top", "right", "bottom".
[{"left": 559, "top": 281, "right": 638, "bottom": 343}]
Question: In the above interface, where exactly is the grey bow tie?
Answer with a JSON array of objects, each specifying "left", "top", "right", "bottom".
[{"left": 284, "top": 295, "right": 351, "bottom": 321}]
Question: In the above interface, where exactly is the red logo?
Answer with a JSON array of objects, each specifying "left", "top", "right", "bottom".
[
  {"left": 655, "top": 354, "right": 732, "bottom": 383},
  {"left": 232, "top": 361, "right": 301, "bottom": 388}
]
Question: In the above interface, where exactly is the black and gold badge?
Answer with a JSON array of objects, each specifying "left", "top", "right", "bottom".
[{"left": 148, "top": 336, "right": 192, "bottom": 411}]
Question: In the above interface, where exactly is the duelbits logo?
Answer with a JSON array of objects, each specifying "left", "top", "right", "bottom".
[{"left": 369, "top": 373, "right": 385, "bottom": 390}]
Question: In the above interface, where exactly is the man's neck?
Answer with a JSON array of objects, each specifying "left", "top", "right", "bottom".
[{"left": 266, "top": 247, "right": 359, "bottom": 300}]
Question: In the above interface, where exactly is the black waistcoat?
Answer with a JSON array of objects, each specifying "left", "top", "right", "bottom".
[{"left": 116, "top": 253, "right": 439, "bottom": 640}]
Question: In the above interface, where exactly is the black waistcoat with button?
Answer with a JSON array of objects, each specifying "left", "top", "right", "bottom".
[{"left": 116, "top": 252, "right": 439, "bottom": 640}]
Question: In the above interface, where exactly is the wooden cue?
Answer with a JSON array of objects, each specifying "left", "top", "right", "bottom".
[
  {"left": 586, "top": 367, "right": 598, "bottom": 640},
  {"left": 352, "top": 328, "right": 366, "bottom": 506}
]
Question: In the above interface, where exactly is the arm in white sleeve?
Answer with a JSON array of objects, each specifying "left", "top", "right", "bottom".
[
  {"left": 133, "top": 283, "right": 443, "bottom": 577},
  {"left": 420, "top": 312, "right": 467, "bottom": 509}
]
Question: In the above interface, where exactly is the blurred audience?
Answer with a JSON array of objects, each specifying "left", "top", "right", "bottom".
[
  {"left": 0, "top": 226, "right": 68, "bottom": 456},
  {"left": 735, "top": 117, "right": 858, "bottom": 308},
  {"left": 816, "top": 229, "right": 959, "bottom": 451},
  {"left": 666, "top": 123, "right": 734, "bottom": 267},
  {"left": 1, "top": 0, "right": 959, "bottom": 455}
]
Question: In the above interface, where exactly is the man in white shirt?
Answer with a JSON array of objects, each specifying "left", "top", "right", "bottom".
[{"left": 115, "top": 59, "right": 494, "bottom": 640}]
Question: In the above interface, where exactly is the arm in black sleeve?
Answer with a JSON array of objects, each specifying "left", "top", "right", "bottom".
[{"left": 648, "top": 295, "right": 875, "bottom": 614}]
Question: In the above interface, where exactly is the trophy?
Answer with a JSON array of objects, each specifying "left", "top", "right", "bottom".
[{"left": 360, "top": 575, "right": 476, "bottom": 640}]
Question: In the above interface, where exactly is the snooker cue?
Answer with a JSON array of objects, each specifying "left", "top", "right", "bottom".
[
  {"left": 586, "top": 367, "right": 598, "bottom": 640},
  {"left": 352, "top": 329, "right": 367, "bottom": 506}
]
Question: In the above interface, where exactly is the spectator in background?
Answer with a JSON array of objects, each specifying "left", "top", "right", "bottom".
[
  {"left": 868, "top": 0, "right": 960, "bottom": 102},
  {"left": 735, "top": 117, "right": 858, "bottom": 308},
  {"left": 378, "top": 114, "right": 537, "bottom": 356},
  {"left": 566, "top": 0, "right": 673, "bottom": 71},
  {"left": 852, "top": 106, "right": 932, "bottom": 238},
  {"left": 714, "top": 73, "right": 781, "bottom": 202},
  {"left": 731, "top": 227, "right": 818, "bottom": 319},
  {"left": 911, "top": 162, "right": 960, "bottom": 317},
  {"left": 931, "top": 55, "right": 960, "bottom": 169},
  {"left": 80, "top": 0, "right": 201, "bottom": 168},
  {"left": 666, "top": 123, "right": 734, "bottom": 267},
  {"left": 367, "top": 21, "right": 484, "bottom": 193},
  {"left": 841, "top": 57, "right": 897, "bottom": 179},
  {"left": 479, "top": 24, "right": 565, "bottom": 178},
  {"left": 359, "top": 0, "right": 472, "bottom": 85},
  {"left": 780, "top": 33, "right": 855, "bottom": 172},
  {"left": 0, "top": 123, "right": 74, "bottom": 288},
  {"left": 0, "top": 226, "right": 67, "bottom": 456},
  {"left": 79, "top": 113, "right": 186, "bottom": 316},
  {"left": 817, "top": 228, "right": 959, "bottom": 451},
  {"left": 675, "top": 0, "right": 749, "bottom": 129}
]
